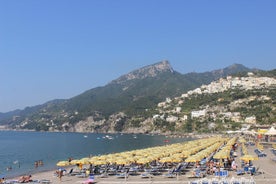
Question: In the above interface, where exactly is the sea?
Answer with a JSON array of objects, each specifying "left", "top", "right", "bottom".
[{"left": 0, "top": 131, "right": 192, "bottom": 178}]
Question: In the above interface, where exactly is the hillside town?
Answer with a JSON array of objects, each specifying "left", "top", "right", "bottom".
[{"left": 155, "top": 73, "right": 276, "bottom": 131}]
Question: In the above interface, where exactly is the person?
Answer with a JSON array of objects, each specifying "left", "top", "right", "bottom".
[
  {"left": 34, "top": 161, "right": 38, "bottom": 168},
  {"left": 57, "top": 169, "right": 63, "bottom": 182},
  {"left": 0, "top": 177, "right": 5, "bottom": 184},
  {"left": 231, "top": 159, "right": 237, "bottom": 171},
  {"left": 79, "top": 163, "right": 83, "bottom": 170},
  {"left": 6, "top": 166, "right": 12, "bottom": 171},
  {"left": 18, "top": 175, "right": 32, "bottom": 183},
  {"left": 89, "top": 164, "right": 93, "bottom": 174}
]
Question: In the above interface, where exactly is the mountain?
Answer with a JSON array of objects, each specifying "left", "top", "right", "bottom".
[
  {"left": 110, "top": 60, "right": 174, "bottom": 85},
  {"left": 0, "top": 61, "right": 258, "bottom": 132}
]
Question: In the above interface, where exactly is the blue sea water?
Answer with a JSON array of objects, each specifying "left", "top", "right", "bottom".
[{"left": 0, "top": 131, "right": 191, "bottom": 178}]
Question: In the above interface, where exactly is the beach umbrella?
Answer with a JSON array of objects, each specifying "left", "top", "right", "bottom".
[
  {"left": 185, "top": 156, "right": 201, "bottom": 163},
  {"left": 56, "top": 161, "right": 70, "bottom": 167},
  {"left": 136, "top": 158, "right": 151, "bottom": 164},
  {"left": 159, "top": 157, "right": 173, "bottom": 163},
  {"left": 170, "top": 156, "right": 182, "bottom": 163},
  {"left": 115, "top": 158, "right": 131, "bottom": 165},
  {"left": 93, "top": 160, "right": 107, "bottom": 165},
  {"left": 240, "top": 154, "right": 258, "bottom": 162},
  {"left": 79, "top": 158, "right": 91, "bottom": 165},
  {"left": 70, "top": 159, "right": 81, "bottom": 165}
]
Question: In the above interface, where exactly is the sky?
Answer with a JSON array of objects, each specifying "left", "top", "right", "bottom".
[{"left": 0, "top": 0, "right": 276, "bottom": 113}]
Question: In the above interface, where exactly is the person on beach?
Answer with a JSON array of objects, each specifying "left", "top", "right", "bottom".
[
  {"left": 34, "top": 161, "right": 38, "bottom": 168},
  {"left": 231, "top": 159, "right": 237, "bottom": 171},
  {"left": 0, "top": 177, "right": 5, "bottom": 184},
  {"left": 18, "top": 175, "right": 32, "bottom": 183},
  {"left": 57, "top": 169, "right": 63, "bottom": 182}
]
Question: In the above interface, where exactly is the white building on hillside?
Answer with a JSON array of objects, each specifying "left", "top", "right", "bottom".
[{"left": 191, "top": 109, "right": 206, "bottom": 119}]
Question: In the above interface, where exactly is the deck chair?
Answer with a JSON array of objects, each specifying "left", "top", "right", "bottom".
[
  {"left": 220, "top": 179, "right": 231, "bottom": 184},
  {"left": 189, "top": 180, "right": 201, "bottom": 184},
  {"left": 201, "top": 179, "right": 210, "bottom": 184},
  {"left": 66, "top": 168, "right": 74, "bottom": 176},
  {"left": 140, "top": 172, "right": 153, "bottom": 178},
  {"left": 251, "top": 166, "right": 264, "bottom": 176},
  {"left": 236, "top": 169, "right": 245, "bottom": 175},
  {"left": 116, "top": 173, "right": 128, "bottom": 179},
  {"left": 163, "top": 172, "right": 176, "bottom": 178},
  {"left": 39, "top": 179, "right": 51, "bottom": 184}
]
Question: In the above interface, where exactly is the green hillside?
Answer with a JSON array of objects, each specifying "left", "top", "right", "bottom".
[{"left": 0, "top": 62, "right": 261, "bottom": 132}]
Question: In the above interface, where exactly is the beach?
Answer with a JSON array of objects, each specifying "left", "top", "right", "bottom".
[{"left": 5, "top": 138, "right": 276, "bottom": 184}]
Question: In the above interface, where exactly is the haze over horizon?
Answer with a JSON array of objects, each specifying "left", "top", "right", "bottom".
[{"left": 1, "top": 0, "right": 276, "bottom": 113}]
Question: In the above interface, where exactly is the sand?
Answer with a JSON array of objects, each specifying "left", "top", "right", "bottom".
[{"left": 5, "top": 142, "right": 276, "bottom": 184}]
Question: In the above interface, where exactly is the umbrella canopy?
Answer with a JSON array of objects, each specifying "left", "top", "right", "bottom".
[
  {"left": 240, "top": 154, "right": 258, "bottom": 162},
  {"left": 56, "top": 161, "right": 70, "bottom": 167},
  {"left": 69, "top": 159, "right": 82, "bottom": 165},
  {"left": 185, "top": 156, "right": 201, "bottom": 163}
]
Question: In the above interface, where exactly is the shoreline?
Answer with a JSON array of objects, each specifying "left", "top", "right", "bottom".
[
  {"left": 4, "top": 137, "right": 276, "bottom": 184},
  {"left": 0, "top": 129, "right": 219, "bottom": 138}
]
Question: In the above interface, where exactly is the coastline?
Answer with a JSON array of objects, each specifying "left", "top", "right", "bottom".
[
  {"left": 4, "top": 137, "right": 276, "bottom": 184},
  {"left": 0, "top": 131, "right": 195, "bottom": 180}
]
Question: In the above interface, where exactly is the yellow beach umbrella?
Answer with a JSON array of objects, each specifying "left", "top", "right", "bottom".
[
  {"left": 115, "top": 159, "right": 131, "bottom": 165},
  {"left": 93, "top": 160, "right": 107, "bottom": 165},
  {"left": 159, "top": 157, "right": 173, "bottom": 163},
  {"left": 56, "top": 160, "right": 70, "bottom": 167},
  {"left": 70, "top": 159, "right": 81, "bottom": 165},
  {"left": 185, "top": 156, "right": 201, "bottom": 163},
  {"left": 79, "top": 158, "right": 91, "bottom": 165},
  {"left": 240, "top": 154, "right": 258, "bottom": 162},
  {"left": 170, "top": 156, "right": 182, "bottom": 163},
  {"left": 136, "top": 158, "right": 151, "bottom": 164}
]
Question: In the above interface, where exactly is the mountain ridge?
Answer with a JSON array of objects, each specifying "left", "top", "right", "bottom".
[
  {"left": 0, "top": 61, "right": 265, "bottom": 133},
  {"left": 110, "top": 60, "right": 174, "bottom": 85}
]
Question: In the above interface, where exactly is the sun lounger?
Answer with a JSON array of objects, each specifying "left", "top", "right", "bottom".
[
  {"left": 66, "top": 168, "right": 75, "bottom": 176},
  {"left": 140, "top": 172, "right": 153, "bottom": 178},
  {"left": 28, "top": 180, "right": 40, "bottom": 184},
  {"left": 211, "top": 179, "right": 220, "bottom": 184},
  {"left": 189, "top": 180, "right": 201, "bottom": 184},
  {"left": 99, "top": 172, "right": 108, "bottom": 178},
  {"left": 201, "top": 179, "right": 210, "bottom": 184},
  {"left": 163, "top": 173, "right": 176, "bottom": 178},
  {"left": 3, "top": 180, "right": 19, "bottom": 184},
  {"left": 189, "top": 179, "right": 201, "bottom": 184},
  {"left": 115, "top": 173, "right": 128, "bottom": 179},
  {"left": 254, "top": 149, "right": 267, "bottom": 157},
  {"left": 76, "top": 173, "right": 87, "bottom": 178},
  {"left": 39, "top": 179, "right": 51, "bottom": 184},
  {"left": 236, "top": 169, "right": 245, "bottom": 175},
  {"left": 220, "top": 179, "right": 231, "bottom": 184}
]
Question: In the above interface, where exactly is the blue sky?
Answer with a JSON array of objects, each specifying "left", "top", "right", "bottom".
[{"left": 0, "top": 0, "right": 275, "bottom": 112}]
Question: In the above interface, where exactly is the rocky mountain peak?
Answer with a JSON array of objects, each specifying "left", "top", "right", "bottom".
[
  {"left": 210, "top": 63, "right": 251, "bottom": 76},
  {"left": 110, "top": 60, "right": 174, "bottom": 85}
]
